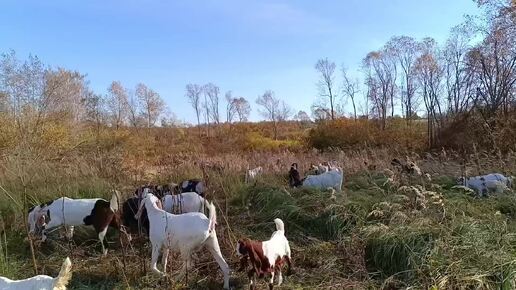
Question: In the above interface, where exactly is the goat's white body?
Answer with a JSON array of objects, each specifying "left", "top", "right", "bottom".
[
  {"left": 0, "top": 276, "right": 56, "bottom": 290},
  {"left": 162, "top": 192, "right": 207, "bottom": 214},
  {"left": 28, "top": 195, "right": 118, "bottom": 255},
  {"left": 246, "top": 167, "right": 263, "bottom": 183},
  {"left": 28, "top": 198, "right": 101, "bottom": 235},
  {"left": 303, "top": 170, "right": 343, "bottom": 191},
  {"left": 140, "top": 195, "right": 230, "bottom": 289},
  {"left": 262, "top": 219, "right": 291, "bottom": 272},
  {"left": 0, "top": 257, "right": 71, "bottom": 290},
  {"left": 461, "top": 173, "right": 512, "bottom": 195}
]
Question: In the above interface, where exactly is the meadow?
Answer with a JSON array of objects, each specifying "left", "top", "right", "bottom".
[{"left": 0, "top": 124, "right": 515, "bottom": 289}]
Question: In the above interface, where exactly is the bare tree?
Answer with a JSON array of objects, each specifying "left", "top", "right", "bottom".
[
  {"left": 341, "top": 67, "right": 360, "bottom": 121},
  {"left": 294, "top": 110, "right": 311, "bottom": 123},
  {"left": 107, "top": 81, "right": 128, "bottom": 130},
  {"left": 277, "top": 101, "right": 292, "bottom": 121},
  {"left": 135, "top": 83, "right": 165, "bottom": 128},
  {"left": 363, "top": 50, "right": 397, "bottom": 129},
  {"left": 444, "top": 24, "right": 476, "bottom": 116},
  {"left": 415, "top": 38, "right": 445, "bottom": 147},
  {"left": 84, "top": 90, "right": 107, "bottom": 135},
  {"left": 186, "top": 83, "right": 203, "bottom": 136},
  {"left": 386, "top": 36, "right": 421, "bottom": 121},
  {"left": 315, "top": 58, "right": 337, "bottom": 120},
  {"left": 233, "top": 97, "right": 251, "bottom": 122},
  {"left": 256, "top": 90, "right": 286, "bottom": 139},
  {"left": 225, "top": 91, "right": 237, "bottom": 123},
  {"left": 204, "top": 83, "right": 220, "bottom": 124},
  {"left": 126, "top": 89, "right": 140, "bottom": 127}
]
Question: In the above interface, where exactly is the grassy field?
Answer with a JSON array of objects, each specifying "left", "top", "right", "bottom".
[{"left": 0, "top": 149, "right": 515, "bottom": 289}]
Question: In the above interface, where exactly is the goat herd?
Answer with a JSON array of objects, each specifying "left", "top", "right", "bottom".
[{"left": 1, "top": 160, "right": 514, "bottom": 290}]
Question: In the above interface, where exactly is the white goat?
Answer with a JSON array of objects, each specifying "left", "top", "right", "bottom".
[
  {"left": 302, "top": 170, "right": 344, "bottom": 191},
  {"left": 135, "top": 194, "right": 230, "bottom": 289},
  {"left": 458, "top": 173, "right": 512, "bottom": 196},
  {"left": 0, "top": 257, "right": 72, "bottom": 290},
  {"left": 245, "top": 166, "right": 263, "bottom": 183},
  {"left": 28, "top": 193, "right": 120, "bottom": 255},
  {"left": 162, "top": 192, "right": 209, "bottom": 214}
]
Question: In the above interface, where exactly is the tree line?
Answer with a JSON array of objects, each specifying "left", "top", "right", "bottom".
[{"left": 313, "top": 0, "right": 515, "bottom": 148}]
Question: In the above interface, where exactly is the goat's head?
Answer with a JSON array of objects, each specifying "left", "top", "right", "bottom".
[
  {"left": 135, "top": 193, "right": 161, "bottom": 220},
  {"left": 236, "top": 238, "right": 251, "bottom": 256},
  {"left": 456, "top": 177, "right": 466, "bottom": 186}
]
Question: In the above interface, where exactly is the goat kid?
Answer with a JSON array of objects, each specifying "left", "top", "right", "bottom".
[
  {"left": 135, "top": 193, "right": 230, "bottom": 289},
  {"left": 246, "top": 166, "right": 263, "bottom": 183},
  {"left": 28, "top": 192, "right": 120, "bottom": 255},
  {"left": 236, "top": 218, "right": 292, "bottom": 290},
  {"left": 0, "top": 257, "right": 72, "bottom": 290}
]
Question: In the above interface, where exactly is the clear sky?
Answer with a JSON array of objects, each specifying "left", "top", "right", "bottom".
[{"left": 1, "top": 0, "right": 480, "bottom": 123}]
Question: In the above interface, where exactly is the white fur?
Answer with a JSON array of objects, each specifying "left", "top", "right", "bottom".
[
  {"left": 162, "top": 192, "right": 209, "bottom": 214},
  {"left": 28, "top": 193, "right": 119, "bottom": 254},
  {"left": 136, "top": 194, "right": 230, "bottom": 289},
  {"left": 303, "top": 170, "right": 343, "bottom": 191},
  {"left": 0, "top": 257, "right": 72, "bottom": 290},
  {"left": 459, "top": 173, "right": 512, "bottom": 196},
  {"left": 246, "top": 166, "right": 263, "bottom": 183}
]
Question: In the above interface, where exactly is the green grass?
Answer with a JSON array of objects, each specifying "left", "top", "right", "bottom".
[{"left": 1, "top": 159, "right": 516, "bottom": 289}]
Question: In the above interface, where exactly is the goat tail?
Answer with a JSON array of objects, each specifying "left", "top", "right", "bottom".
[
  {"left": 110, "top": 191, "right": 119, "bottom": 213},
  {"left": 53, "top": 257, "right": 72, "bottom": 290},
  {"left": 274, "top": 218, "right": 285, "bottom": 232},
  {"left": 208, "top": 202, "right": 217, "bottom": 232}
]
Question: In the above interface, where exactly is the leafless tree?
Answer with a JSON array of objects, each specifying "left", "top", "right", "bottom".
[
  {"left": 233, "top": 97, "right": 251, "bottom": 122},
  {"left": 294, "top": 110, "right": 311, "bottom": 123},
  {"left": 204, "top": 83, "right": 220, "bottom": 124},
  {"left": 363, "top": 49, "right": 397, "bottom": 129},
  {"left": 341, "top": 67, "right": 360, "bottom": 121},
  {"left": 186, "top": 83, "right": 203, "bottom": 136},
  {"left": 386, "top": 36, "right": 421, "bottom": 121},
  {"left": 315, "top": 58, "right": 337, "bottom": 120},
  {"left": 415, "top": 38, "right": 445, "bottom": 147},
  {"left": 225, "top": 91, "right": 237, "bottom": 123},
  {"left": 444, "top": 24, "right": 476, "bottom": 116},
  {"left": 126, "top": 89, "right": 140, "bottom": 127},
  {"left": 84, "top": 90, "right": 107, "bottom": 134},
  {"left": 135, "top": 83, "right": 165, "bottom": 128},
  {"left": 107, "top": 81, "right": 128, "bottom": 130},
  {"left": 256, "top": 90, "right": 287, "bottom": 139}
]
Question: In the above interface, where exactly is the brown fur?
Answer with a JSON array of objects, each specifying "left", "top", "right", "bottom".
[{"left": 238, "top": 238, "right": 293, "bottom": 289}]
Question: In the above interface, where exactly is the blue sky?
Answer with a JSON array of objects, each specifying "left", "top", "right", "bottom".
[{"left": 1, "top": 0, "right": 480, "bottom": 123}]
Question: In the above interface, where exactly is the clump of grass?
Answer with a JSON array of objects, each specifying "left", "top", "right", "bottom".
[
  {"left": 237, "top": 185, "right": 356, "bottom": 241},
  {"left": 364, "top": 225, "right": 436, "bottom": 280}
]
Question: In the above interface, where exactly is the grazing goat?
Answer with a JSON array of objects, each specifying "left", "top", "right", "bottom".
[
  {"left": 122, "top": 196, "right": 150, "bottom": 236},
  {"left": 135, "top": 194, "right": 230, "bottom": 289},
  {"left": 458, "top": 173, "right": 512, "bottom": 196},
  {"left": 236, "top": 218, "right": 292, "bottom": 290},
  {"left": 288, "top": 163, "right": 303, "bottom": 188},
  {"left": 174, "top": 179, "right": 205, "bottom": 197},
  {"left": 246, "top": 166, "right": 263, "bottom": 183},
  {"left": 28, "top": 192, "right": 120, "bottom": 255},
  {"left": 162, "top": 191, "right": 209, "bottom": 214},
  {"left": 0, "top": 257, "right": 72, "bottom": 290},
  {"left": 302, "top": 170, "right": 344, "bottom": 192}
]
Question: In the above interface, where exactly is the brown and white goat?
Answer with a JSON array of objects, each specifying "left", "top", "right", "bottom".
[{"left": 236, "top": 218, "right": 293, "bottom": 290}]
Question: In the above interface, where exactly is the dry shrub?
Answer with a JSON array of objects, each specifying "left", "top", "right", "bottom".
[
  {"left": 308, "top": 118, "right": 426, "bottom": 151},
  {"left": 437, "top": 110, "right": 516, "bottom": 152}
]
